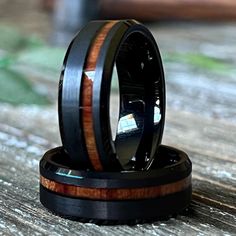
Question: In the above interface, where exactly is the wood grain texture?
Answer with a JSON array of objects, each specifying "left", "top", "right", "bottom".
[
  {"left": 0, "top": 22, "right": 236, "bottom": 235},
  {"left": 81, "top": 21, "right": 117, "bottom": 171},
  {"left": 40, "top": 175, "right": 191, "bottom": 200}
]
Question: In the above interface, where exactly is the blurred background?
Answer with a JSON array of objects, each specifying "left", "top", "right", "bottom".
[
  {"left": 0, "top": 0, "right": 235, "bottom": 139},
  {"left": 0, "top": 0, "right": 236, "bottom": 235},
  {"left": 1, "top": 2, "right": 235, "bottom": 234}
]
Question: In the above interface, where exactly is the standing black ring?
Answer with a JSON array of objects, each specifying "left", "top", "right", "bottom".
[{"left": 59, "top": 20, "right": 165, "bottom": 171}]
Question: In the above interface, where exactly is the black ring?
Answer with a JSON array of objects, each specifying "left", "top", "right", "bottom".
[
  {"left": 58, "top": 21, "right": 107, "bottom": 169},
  {"left": 40, "top": 145, "right": 191, "bottom": 188},
  {"left": 39, "top": 145, "right": 191, "bottom": 223},
  {"left": 59, "top": 20, "right": 165, "bottom": 171}
]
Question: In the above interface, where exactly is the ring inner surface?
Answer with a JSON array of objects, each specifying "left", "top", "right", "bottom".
[
  {"left": 41, "top": 145, "right": 185, "bottom": 178},
  {"left": 110, "top": 32, "right": 163, "bottom": 169}
]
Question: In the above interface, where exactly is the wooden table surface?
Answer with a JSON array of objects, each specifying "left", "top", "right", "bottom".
[{"left": 0, "top": 22, "right": 236, "bottom": 235}]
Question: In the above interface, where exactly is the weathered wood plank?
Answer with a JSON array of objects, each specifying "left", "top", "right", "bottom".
[{"left": 0, "top": 104, "right": 235, "bottom": 235}]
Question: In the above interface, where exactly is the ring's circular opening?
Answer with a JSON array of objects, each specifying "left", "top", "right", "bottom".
[{"left": 108, "top": 31, "right": 164, "bottom": 168}]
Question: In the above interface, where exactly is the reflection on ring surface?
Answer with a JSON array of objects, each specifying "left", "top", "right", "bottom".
[{"left": 109, "top": 32, "right": 164, "bottom": 168}]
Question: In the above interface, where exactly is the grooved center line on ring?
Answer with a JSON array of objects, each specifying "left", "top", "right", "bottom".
[
  {"left": 81, "top": 21, "right": 117, "bottom": 171},
  {"left": 40, "top": 175, "right": 191, "bottom": 200}
]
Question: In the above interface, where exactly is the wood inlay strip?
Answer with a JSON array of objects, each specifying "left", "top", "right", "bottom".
[
  {"left": 81, "top": 21, "right": 117, "bottom": 171},
  {"left": 40, "top": 175, "right": 191, "bottom": 200}
]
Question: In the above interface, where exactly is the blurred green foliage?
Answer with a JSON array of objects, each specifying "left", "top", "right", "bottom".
[
  {"left": 0, "top": 25, "right": 43, "bottom": 52},
  {"left": 0, "top": 25, "right": 233, "bottom": 106},
  {"left": 18, "top": 47, "right": 65, "bottom": 73},
  {"left": 164, "top": 52, "right": 233, "bottom": 74},
  {"left": 0, "top": 25, "right": 64, "bottom": 105},
  {"left": 0, "top": 70, "right": 49, "bottom": 105}
]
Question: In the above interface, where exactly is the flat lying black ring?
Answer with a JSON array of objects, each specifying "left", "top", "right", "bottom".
[
  {"left": 39, "top": 145, "right": 192, "bottom": 223},
  {"left": 40, "top": 186, "right": 191, "bottom": 224},
  {"left": 59, "top": 19, "right": 165, "bottom": 171},
  {"left": 40, "top": 145, "right": 191, "bottom": 188}
]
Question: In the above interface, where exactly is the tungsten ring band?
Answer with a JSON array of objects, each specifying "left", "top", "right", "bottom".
[
  {"left": 40, "top": 145, "right": 192, "bottom": 223},
  {"left": 59, "top": 20, "right": 165, "bottom": 171}
]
